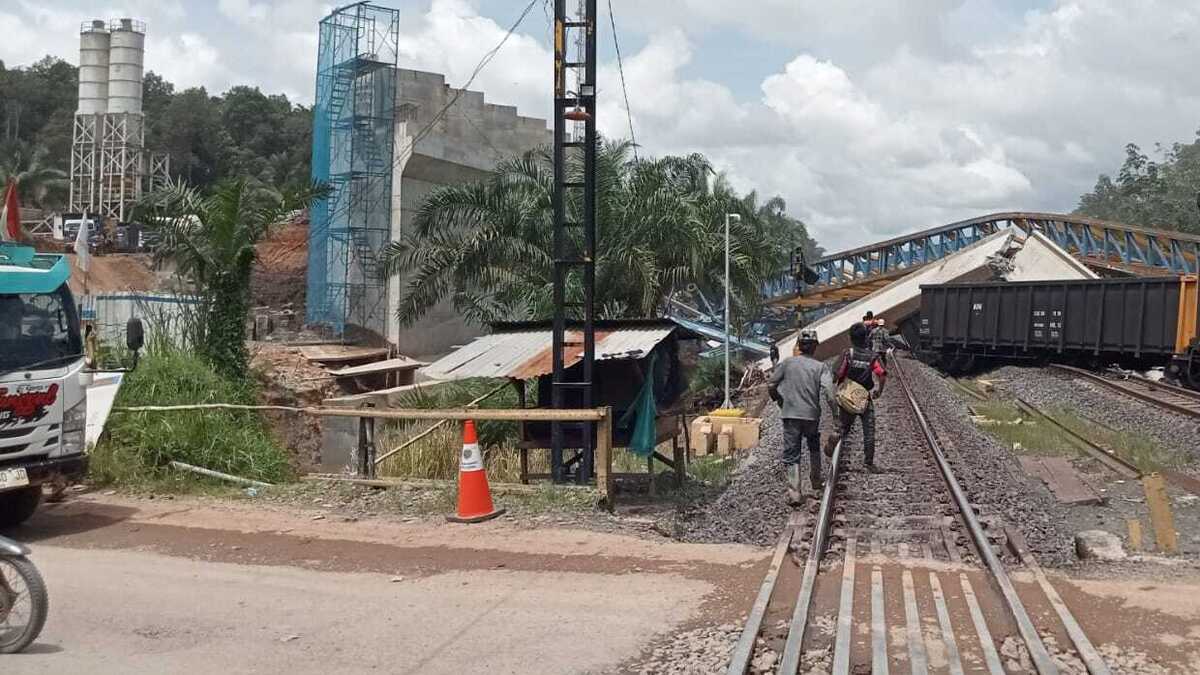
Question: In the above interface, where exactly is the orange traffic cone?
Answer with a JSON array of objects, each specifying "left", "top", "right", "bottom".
[{"left": 447, "top": 420, "right": 505, "bottom": 523}]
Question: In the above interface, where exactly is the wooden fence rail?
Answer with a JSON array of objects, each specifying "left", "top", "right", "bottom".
[{"left": 114, "top": 403, "right": 616, "bottom": 503}]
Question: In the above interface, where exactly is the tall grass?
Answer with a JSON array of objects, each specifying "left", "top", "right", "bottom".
[
  {"left": 376, "top": 378, "right": 546, "bottom": 482},
  {"left": 91, "top": 349, "right": 291, "bottom": 487}
]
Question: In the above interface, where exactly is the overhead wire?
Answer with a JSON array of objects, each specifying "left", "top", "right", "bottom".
[{"left": 606, "top": 0, "right": 638, "bottom": 161}]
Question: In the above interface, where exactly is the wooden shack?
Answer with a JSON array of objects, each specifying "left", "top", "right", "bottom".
[{"left": 422, "top": 319, "right": 701, "bottom": 484}]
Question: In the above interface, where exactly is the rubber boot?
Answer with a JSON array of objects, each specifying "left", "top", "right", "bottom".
[
  {"left": 863, "top": 451, "right": 884, "bottom": 474},
  {"left": 809, "top": 449, "right": 824, "bottom": 492},
  {"left": 786, "top": 464, "right": 802, "bottom": 506}
]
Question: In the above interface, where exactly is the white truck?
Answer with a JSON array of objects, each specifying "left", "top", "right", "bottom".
[{"left": 0, "top": 242, "right": 142, "bottom": 527}]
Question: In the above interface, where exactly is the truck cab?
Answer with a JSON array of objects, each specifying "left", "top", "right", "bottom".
[{"left": 0, "top": 244, "right": 91, "bottom": 527}]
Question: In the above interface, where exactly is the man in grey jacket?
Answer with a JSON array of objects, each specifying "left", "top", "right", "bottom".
[{"left": 768, "top": 329, "right": 837, "bottom": 504}]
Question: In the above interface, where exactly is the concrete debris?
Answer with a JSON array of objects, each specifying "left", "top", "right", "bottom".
[
  {"left": 985, "top": 250, "right": 1016, "bottom": 277},
  {"left": 1075, "top": 530, "right": 1127, "bottom": 561}
]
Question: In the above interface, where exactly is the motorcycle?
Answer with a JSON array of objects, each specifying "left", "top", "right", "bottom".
[{"left": 0, "top": 536, "right": 47, "bottom": 653}]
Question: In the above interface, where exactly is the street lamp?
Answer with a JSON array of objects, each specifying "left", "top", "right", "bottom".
[{"left": 723, "top": 213, "right": 741, "bottom": 409}]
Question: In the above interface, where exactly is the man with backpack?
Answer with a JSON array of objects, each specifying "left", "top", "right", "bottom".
[
  {"left": 769, "top": 329, "right": 836, "bottom": 504},
  {"left": 830, "top": 322, "right": 887, "bottom": 472}
]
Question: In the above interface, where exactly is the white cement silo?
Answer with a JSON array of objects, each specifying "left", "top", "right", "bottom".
[
  {"left": 77, "top": 20, "right": 110, "bottom": 115},
  {"left": 106, "top": 18, "right": 146, "bottom": 115}
]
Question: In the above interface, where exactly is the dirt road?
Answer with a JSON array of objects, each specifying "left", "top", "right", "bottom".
[{"left": 5, "top": 494, "right": 763, "bottom": 674}]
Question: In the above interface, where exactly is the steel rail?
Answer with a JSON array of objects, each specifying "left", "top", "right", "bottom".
[
  {"left": 1049, "top": 364, "right": 1200, "bottom": 419},
  {"left": 893, "top": 359, "right": 1061, "bottom": 675},
  {"left": 1018, "top": 380, "right": 1200, "bottom": 497},
  {"left": 777, "top": 435, "right": 844, "bottom": 675},
  {"left": 1013, "top": 398, "right": 1142, "bottom": 479},
  {"left": 1005, "top": 527, "right": 1113, "bottom": 675},
  {"left": 724, "top": 515, "right": 797, "bottom": 675}
]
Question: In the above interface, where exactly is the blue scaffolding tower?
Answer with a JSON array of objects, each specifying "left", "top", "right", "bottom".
[{"left": 307, "top": 2, "right": 399, "bottom": 338}]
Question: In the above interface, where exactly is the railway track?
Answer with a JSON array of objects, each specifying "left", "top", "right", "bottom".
[
  {"left": 728, "top": 358, "right": 1108, "bottom": 675},
  {"left": 1049, "top": 364, "right": 1200, "bottom": 419}
]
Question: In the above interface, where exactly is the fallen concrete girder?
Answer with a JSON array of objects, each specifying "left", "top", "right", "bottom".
[{"left": 770, "top": 229, "right": 1097, "bottom": 363}]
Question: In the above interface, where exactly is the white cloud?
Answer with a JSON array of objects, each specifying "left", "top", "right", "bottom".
[
  {"left": 393, "top": 0, "right": 552, "bottom": 120},
  {"left": 4, "top": 0, "right": 1199, "bottom": 253},
  {"left": 595, "top": 0, "right": 1200, "bottom": 249}
]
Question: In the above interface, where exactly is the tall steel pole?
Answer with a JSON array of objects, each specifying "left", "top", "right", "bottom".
[
  {"left": 551, "top": 0, "right": 597, "bottom": 482},
  {"left": 723, "top": 213, "right": 740, "bottom": 409}
]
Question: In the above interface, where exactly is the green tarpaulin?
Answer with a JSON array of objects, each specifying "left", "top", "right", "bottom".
[{"left": 618, "top": 354, "right": 658, "bottom": 457}]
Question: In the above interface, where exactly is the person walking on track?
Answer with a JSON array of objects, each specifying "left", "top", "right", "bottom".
[
  {"left": 869, "top": 317, "right": 890, "bottom": 365},
  {"left": 769, "top": 329, "right": 836, "bottom": 504},
  {"left": 831, "top": 322, "right": 888, "bottom": 473}
]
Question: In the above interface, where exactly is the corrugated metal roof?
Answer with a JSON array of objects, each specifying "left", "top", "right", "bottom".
[{"left": 422, "top": 324, "right": 677, "bottom": 380}]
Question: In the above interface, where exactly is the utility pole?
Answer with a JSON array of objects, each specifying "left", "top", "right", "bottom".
[
  {"left": 551, "top": 0, "right": 597, "bottom": 483},
  {"left": 723, "top": 213, "right": 740, "bottom": 409}
]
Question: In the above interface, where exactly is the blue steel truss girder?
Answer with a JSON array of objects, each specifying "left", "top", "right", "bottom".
[{"left": 774, "top": 212, "right": 1200, "bottom": 304}]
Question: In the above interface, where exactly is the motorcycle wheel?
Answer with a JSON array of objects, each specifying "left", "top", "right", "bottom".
[{"left": 0, "top": 555, "right": 48, "bottom": 654}]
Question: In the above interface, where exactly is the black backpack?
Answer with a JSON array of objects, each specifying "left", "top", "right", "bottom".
[{"left": 843, "top": 347, "right": 877, "bottom": 391}]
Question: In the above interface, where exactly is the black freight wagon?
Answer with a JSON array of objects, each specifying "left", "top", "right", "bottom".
[{"left": 918, "top": 275, "right": 1200, "bottom": 387}]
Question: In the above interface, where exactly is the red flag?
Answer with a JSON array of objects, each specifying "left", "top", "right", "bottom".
[{"left": 1, "top": 177, "right": 20, "bottom": 242}]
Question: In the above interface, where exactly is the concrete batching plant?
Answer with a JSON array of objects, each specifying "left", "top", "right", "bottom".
[{"left": 69, "top": 18, "right": 170, "bottom": 222}]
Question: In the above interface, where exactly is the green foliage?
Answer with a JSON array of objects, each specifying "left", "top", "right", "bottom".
[
  {"left": 384, "top": 140, "right": 818, "bottom": 327},
  {"left": 1076, "top": 136, "right": 1200, "bottom": 234},
  {"left": 375, "top": 379, "right": 528, "bottom": 481},
  {"left": 0, "top": 143, "right": 68, "bottom": 208},
  {"left": 133, "top": 178, "right": 327, "bottom": 377},
  {"left": 1, "top": 56, "right": 313, "bottom": 208},
  {"left": 91, "top": 349, "right": 290, "bottom": 487}
]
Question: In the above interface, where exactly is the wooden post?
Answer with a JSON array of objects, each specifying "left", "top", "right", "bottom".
[
  {"left": 1142, "top": 473, "right": 1178, "bottom": 554},
  {"left": 672, "top": 428, "right": 684, "bottom": 488},
  {"left": 1126, "top": 519, "right": 1143, "bottom": 552},
  {"left": 356, "top": 416, "right": 377, "bottom": 478},
  {"left": 647, "top": 454, "right": 656, "bottom": 497},
  {"left": 595, "top": 406, "right": 614, "bottom": 508},
  {"left": 680, "top": 412, "right": 692, "bottom": 462},
  {"left": 515, "top": 379, "right": 529, "bottom": 484},
  {"left": 366, "top": 417, "right": 376, "bottom": 478}
]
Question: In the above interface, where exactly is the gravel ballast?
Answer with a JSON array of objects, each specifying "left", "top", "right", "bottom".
[
  {"left": 674, "top": 403, "right": 795, "bottom": 547},
  {"left": 899, "top": 358, "right": 1076, "bottom": 566},
  {"left": 674, "top": 358, "right": 1077, "bottom": 566},
  {"left": 991, "top": 365, "right": 1200, "bottom": 469}
]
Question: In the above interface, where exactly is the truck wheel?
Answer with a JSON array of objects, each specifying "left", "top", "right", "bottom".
[{"left": 0, "top": 487, "right": 42, "bottom": 529}]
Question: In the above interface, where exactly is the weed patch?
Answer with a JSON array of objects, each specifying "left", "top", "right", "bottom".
[
  {"left": 966, "top": 399, "right": 1177, "bottom": 472},
  {"left": 92, "top": 350, "right": 291, "bottom": 490}
]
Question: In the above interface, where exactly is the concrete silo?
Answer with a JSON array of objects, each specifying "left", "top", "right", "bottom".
[
  {"left": 69, "top": 20, "right": 109, "bottom": 213},
  {"left": 69, "top": 17, "right": 166, "bottom": 224},
  {"left": 105, "top": 18, "right": 145, "bottom": 115},
  {"left": 97, "top": 18, "right": 147, "bottom": 222}
]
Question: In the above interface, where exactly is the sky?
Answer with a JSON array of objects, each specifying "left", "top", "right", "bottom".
[{"left": 3, "top": 0, "right": 1199, "bottom": 251}]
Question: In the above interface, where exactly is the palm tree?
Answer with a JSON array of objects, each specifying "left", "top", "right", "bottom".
[
  {"left": 134, "top": 177, "right": 327, "bottom": 377},
  {"left": 383, "top": 140, "right": 783, "bottom": 328},
  {"left": 0, "top": 144, "right": 68, "bottom": 209}
]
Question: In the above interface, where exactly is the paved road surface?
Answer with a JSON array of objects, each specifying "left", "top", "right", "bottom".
[
  {"left": 2, "top": 495, "right": 761, "bottom": 674},
  {"left": 12, "top": 546, "right": 711, "bottom": 674}
]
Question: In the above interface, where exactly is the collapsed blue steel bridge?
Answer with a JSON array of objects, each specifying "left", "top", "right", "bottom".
[{"left": 769, "top": 212, "right": 1200, "bottom": 308}]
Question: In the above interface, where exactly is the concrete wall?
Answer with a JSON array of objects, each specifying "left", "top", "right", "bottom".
[{"left": 386, "top": 69, "right": 551, "bottom": 359}]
